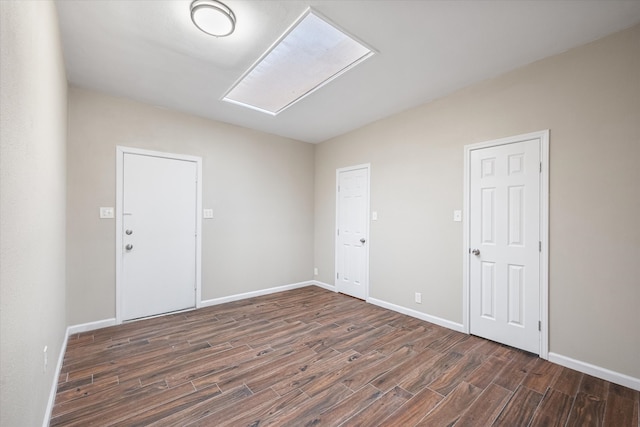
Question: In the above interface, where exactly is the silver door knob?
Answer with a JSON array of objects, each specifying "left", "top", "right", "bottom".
[
  {"left": 125, "top": 244, "right": 133, "bottom": 251},
  {"left": 360, "top": 238, "right": 366, "bottom": 243},
  {"left": 471, "top": 248, "right": 480, "bottom": 256},
  {"left": 125, "top": 229, "right": 133, "bottom": 235}
]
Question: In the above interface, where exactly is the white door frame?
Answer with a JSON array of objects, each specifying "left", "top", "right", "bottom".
[
  {"left": 115, "top": 146, "right": 203, "bottom": 324},
  {"left": 335, "top": 163, "right": 371, "bottom": 300},
  {"left": 462, "top": 130, "right": 549, "bottom": 358}
]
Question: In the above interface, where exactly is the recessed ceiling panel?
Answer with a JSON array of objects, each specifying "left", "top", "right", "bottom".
[{"left": 223, "top": 9, "right": 374, "bottom": 115}]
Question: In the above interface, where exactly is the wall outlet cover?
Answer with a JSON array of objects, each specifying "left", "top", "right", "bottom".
[{"left": 99, "top": 207, "right": 114, "bottom": 219}]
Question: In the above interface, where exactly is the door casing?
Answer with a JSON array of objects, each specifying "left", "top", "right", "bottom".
[
  {"left": 462, "top": 130, "right": 549, "bottom": 359},
  {"left": 115, "top": 146, "right": 203, "bottom": 324},
  {"left": 335, "top": 163, "right": 371, "bottom": 300}
]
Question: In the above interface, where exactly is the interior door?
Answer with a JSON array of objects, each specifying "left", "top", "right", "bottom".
[
  {"left": 121, "top": 153, "right": 197, "bottom": 321},
  {"left": 336, "top": 165, "right": 369, "bottom": 300},
  {"left": 469, "top": 139, "right": 541, "bottom": 353}
]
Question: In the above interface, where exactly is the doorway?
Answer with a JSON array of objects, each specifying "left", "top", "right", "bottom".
[
  {"left": 335, "top": 164, "right": 370, "bottom": 300},
  {"left": 116, "top": 146, "right": 202, "bottom": 322},
  {"left": 464, "top": 131, "right": 549, "bottom": 356}
]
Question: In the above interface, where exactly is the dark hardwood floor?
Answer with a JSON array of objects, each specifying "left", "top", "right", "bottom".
[{"left": 51, "top": 286, "right": 639, "bottom": 426}]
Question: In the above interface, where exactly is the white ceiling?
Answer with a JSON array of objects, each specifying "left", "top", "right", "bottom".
[{"left": 55, "top": 0, "right": 640, "bottom": 143}]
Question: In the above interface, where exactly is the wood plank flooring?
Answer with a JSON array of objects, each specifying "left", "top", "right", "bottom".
[{"left": 51, "top": 286, "right": 639, "bottom": 426}]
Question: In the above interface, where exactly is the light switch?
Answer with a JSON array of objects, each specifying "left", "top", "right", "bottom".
[
  {"left": 372, "top": 211, "right": 378, "bottom": 221},
  {"left": 453, "top": 210, "right": 462, "bottom": 222},
  {"left": 203, "top": 209, "right": 214, "bottom": 219},
  {"left": 99, "top": 207, "right": 114, "bottom": 219}
]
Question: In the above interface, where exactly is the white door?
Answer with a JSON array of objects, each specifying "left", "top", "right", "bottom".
[
  {"left": 336, "top": 165, "right": 370, "bottom": 300},
  {"left": 121, "top": 153, "right": 197, "bottom": 321},
  {"left": 469, "top": 139, "right": 541, "bottom": 353}
]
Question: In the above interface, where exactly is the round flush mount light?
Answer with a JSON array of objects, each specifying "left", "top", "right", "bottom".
[{"left": 190, "top": 0, "right": 236, "bottom": 37}]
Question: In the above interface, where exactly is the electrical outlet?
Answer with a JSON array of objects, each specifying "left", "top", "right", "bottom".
[
  {"left": 313, "top": 267, "right": 318, "bottom": 276},
  {"left": 43, "top": 346, "right": 48, "bottom": 372},
  {"left": 203, "top": 209, "right": 214, "bottom": 219},
  {"left": 415, "top": 292, "right": 422, "bottom": 304},
  {"left": 99, "top": 207, "right": 114, "bottom": 219}
]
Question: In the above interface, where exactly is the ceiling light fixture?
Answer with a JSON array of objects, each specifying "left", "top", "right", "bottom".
[
  {"left": 223, "top": 9, "right": 375, "bottom": 115},
  {"left": 190, "top": 0, "right": 236, "bottom": 37}
]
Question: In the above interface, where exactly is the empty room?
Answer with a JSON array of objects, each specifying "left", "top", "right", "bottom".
[{"left": 1, "top": 0, "right": 639, "bottom": 426}]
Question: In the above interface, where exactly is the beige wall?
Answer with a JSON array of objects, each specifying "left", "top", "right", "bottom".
[
  {"left": 0, "top": 1, "right": 68, "bottom": 425},
  {"left": 66, "top": 88, "right": 315, "bottom": 325},
  {"left": 315, "top": 25, "right": 640, "bottom": 378}
]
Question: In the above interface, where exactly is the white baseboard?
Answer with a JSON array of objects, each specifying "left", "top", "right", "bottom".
[
  {"left": 44, "top": 318, "right": 116, "bottom": 425},
  {"left": 67, "top": 318, "right": 117, "bottom": 335},
  {"left": 310, "top": 280, "right": 336, "bottom": 292},
  {"left": 68, "top": 284, "right": 334, "bottom": 330},
  {"left": 42, "top": 328, "right": 69, "bottom": 427},
  {"left": 548, "top": 352, "right": 640, "bottom": 392},
  {"left": 201, "top": 280, "right": 318, "bottom": 307},
  {"left": 367, "top": 297, "right": 465, "bottom": 333},
  {"left": 366, "top": 299, "right": 640, "bottom": 391}
]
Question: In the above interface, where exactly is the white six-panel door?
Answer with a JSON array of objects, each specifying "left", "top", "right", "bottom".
[
  {"left": 469, "top": 138, "right": 541, "bottom": 353},
  {"left": 120, "top": 152, "right": 198, "bottom": 321},
  {"left": 336, "top": 165, "right": 370, "bottom": 300}
]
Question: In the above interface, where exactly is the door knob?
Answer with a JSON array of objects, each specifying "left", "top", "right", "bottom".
[
  {"left": 125, "top": 229, "right": 133, "bottom": 235},
  {"left": 471, "top": 248, "right": 480, "bottom": 256},
  {"left": 360, "top": 238, "right": 366, "bottom": 244},
  {"left": 125, "top": 244, "right": 133, "bottom": 251}
]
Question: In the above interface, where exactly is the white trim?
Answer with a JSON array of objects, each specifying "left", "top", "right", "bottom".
[
  {"left": 116, "top": 147, "right": 123, "bottom": 322},
  {"left": 311, "top": 281, "right": 336, "bottom": 292},
  {"left": 68, "top": 318, "right": 117, "bottom": 335},
  {"left": 462, "top": 130, "right": 550, "bottom": 358},
  {"left": 549, "top": 352, "right": 640, "bottom": 392},
  {"left": 335, "top": 163, "right": 371, "bottom": 300},
  {"left": 539, "top": 132, "right": 550, "bottom": 358},
  {"left": 368, "top": 297, "right": 465, "bottom": 333},
  {"left": 43, "top": 319, "right": 115, "bottom": 425},
  {"left": 462, "top": 148, "right": 470, "bottom": 334},
  {"left": 115, "top": 146, "right": 203, "bottom": 324},
  {"left": 42, "top": 329, "right": 69, "bottom": 427},
  {"left": 195, "top": 158, "right": 203, "bottom": 309},
  {"left": 201, "top": 281, "right": 317, "bottom": 307}
]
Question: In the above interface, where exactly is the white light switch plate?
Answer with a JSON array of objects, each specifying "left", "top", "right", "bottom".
[
  {"left": 203, "top": 209, "right": 214, "bottom": 219},
  {"left": 99, "top": 207, "right": 114, "bottom": 219},
  {"left": 372, "top": 211, "right": 378, "bottom": 221},
  {"left": 453, "top": 210, "right": 462, "bottom": 222}
]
